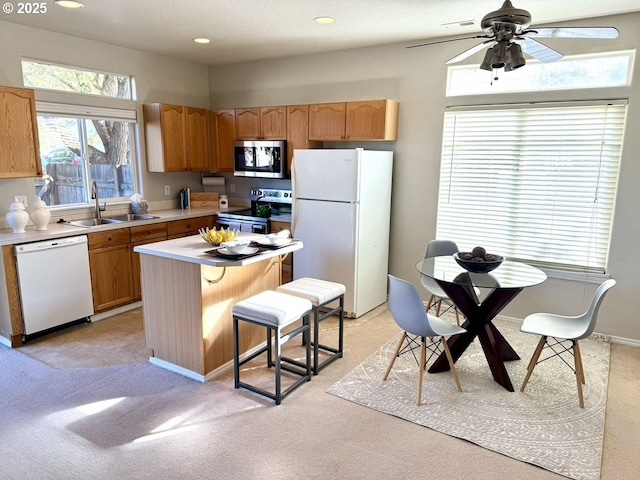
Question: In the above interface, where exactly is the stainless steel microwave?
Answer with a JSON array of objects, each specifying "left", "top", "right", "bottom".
[{"left": 233, "top": 140, "right": 288, "bottom": 179}]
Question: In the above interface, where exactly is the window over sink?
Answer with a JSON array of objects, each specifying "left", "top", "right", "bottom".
[{"left": 21, "top": 58, "right": 139, "bottom": 209}]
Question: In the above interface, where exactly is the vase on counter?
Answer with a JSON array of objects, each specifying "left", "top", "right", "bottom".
[
  {"left": 30, "top": 198, "right": 51, "bottom": 231},
  {"left": 6, "top": 201, "right": 29, "bottom": 233}
]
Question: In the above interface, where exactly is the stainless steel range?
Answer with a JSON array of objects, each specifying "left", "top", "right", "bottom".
[{"left": 216, "top": 188, "right": 292, "bottom": 234}]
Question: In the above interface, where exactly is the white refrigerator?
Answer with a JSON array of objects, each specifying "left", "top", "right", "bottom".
[{"left": 292, "top": 148, "right": 393, "bottom": 318}]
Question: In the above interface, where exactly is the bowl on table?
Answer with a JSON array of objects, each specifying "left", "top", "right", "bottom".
[
  {"left": 453, "top": 252, "right": 504, "bottom": 273},
  {"left": 265, "top": 234, "right": 291, "bottom": 246},
  {"left": 221, "top": 240, "right": 252, "bottom": 255}
]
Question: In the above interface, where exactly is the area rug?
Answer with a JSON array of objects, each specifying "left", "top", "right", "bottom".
[{"left": 328, "top": 317, "right": 610, "bottom": 480}]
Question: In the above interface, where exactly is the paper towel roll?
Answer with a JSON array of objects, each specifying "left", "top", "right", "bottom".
[{"left": 202, "top": 177, "right": 225, "bottom": 187}]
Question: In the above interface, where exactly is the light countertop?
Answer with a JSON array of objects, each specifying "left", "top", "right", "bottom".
[
  {"left": 0, "top": 207, "right": 244, "bottom": 246},
  {"left": 134, "top": 232, "right": 302, "bottom": 267}
]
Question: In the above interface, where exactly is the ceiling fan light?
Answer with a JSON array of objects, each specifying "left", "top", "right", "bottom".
[
  {"left": 491, "top": 43, "right": 507, "bottom": 69},
  {"left": 480, "top": 48, "right": 493, "bottom": 71},
  {"left": 508, "top": 43, "right": 526, "bottom": 69}
]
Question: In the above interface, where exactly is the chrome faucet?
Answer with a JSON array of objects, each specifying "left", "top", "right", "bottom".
[{"left": 90, "top": 180, "right": 106, "bottom": 219}]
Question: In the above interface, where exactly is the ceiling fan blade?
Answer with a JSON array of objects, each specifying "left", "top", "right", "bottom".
[
  {"left": 522, "top": 37, "right": 563, "bottom": 63},
  {"left": 525, "top": 27, "right": 619, "bottom": 39},
  {"left": 406, "top": 35, "right": 491, "bottom": 49},
  {"left": 445, "top": 40, "right": 494, "bottom": 64}
]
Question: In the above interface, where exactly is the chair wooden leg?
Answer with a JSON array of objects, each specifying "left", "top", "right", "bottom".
[
  {"left": 521, "top": 336, "right": 547, "bottom": 392},
  {"left": 418, "top": 337, "right": 427, "bottom": 406},
  {"left": 426, "top": 295, "right": 436, "bottom": 312},
  {"left": 573, "top": 340, "right": 585, "bottom": 408},
  {"left": 574, "top": 341, "right": 586, "bottom": 384},
  {"left": 454, "top": 307, "right": 461, "bottom": 326},
  {"left": 383, "top": 333, "right": 406, "bottom": 380},
  {"left": 442, "top": 337, "right": 463, "bottom": 392},
  {"left": 435, "top": 299, "right": 442, "bottom": 316}
]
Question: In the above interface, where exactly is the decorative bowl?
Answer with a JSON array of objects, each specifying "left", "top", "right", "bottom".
[
  {"left": 199, "top": 227, "right": 238, "bottom": 246},
  {"left": 453, "top": 252, "right": 504, "bottom": 273}
]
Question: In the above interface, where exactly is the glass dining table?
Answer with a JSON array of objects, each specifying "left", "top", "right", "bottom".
[{"left": 415, "top": 256, "right": 547, "bottom": 392}]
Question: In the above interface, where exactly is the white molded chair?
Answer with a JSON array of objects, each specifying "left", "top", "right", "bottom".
[
  {"left": 520, "top": 279, "right": 616, "bottom": 408},
  {"left": 384, "top": 275, "right": 466, "bottom": 406},
  {"left": 421, "top": 239, "right": 463, "bottom": 325}
]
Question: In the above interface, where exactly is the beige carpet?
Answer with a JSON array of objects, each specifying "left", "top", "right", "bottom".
[
  {"left": 328, "top": 318, "right": 610, "bottom": 480},
  {"left": 2, "top": 305, "right": 638, "bottom": 480}
]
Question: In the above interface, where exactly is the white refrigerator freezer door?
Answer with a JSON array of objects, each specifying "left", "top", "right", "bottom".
[
  {"left": 293, "top": 149, "right": 359, "bottom": 202},
  {"left": 293, "top": 198, "right": 359, "bottom": 315}
]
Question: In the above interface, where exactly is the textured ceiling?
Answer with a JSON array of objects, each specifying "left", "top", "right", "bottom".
[{"left": 3, "top": 0, "right": 639, "bottom": 66}]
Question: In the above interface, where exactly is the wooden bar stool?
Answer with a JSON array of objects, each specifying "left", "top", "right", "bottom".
[
  {"left": 276, "top": 278, "right": 345, "bottom": 375},
  {"left": 232, "top": 290, "right": 313, "bottom": 405}
]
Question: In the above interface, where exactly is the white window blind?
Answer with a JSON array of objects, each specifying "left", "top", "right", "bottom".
[{"left": 436, "top": 101, "right": 627, "bottom": 273}]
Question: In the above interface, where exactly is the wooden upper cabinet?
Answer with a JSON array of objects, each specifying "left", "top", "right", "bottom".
[
  {"left": 346, "top": 100, "right": 399, "bottom": 141},
  {"left": 0, "top": 86, "right": 42, "bottom": 179},
  {"left": 144, "top": 103, "right": 210, "bottom": 173},
  {"left": 309, "top": 100, "right": 399, "bottom": 141},
  {"left": 260, "top": 107, "right": 287, "bottom": 139},
  {"left": 185, "top": 107, "right": 210, "bottom": 172},
  {"left": 236, "top": 106, "right": 286, "bottom": 140},
  {"left": 211, "top": 109, "right": 236, "bottom": 173},
  {"left": 309, "top": 103, "right": 347, "bottom": 141},
  {"left": 235, "top": 108, "right": 260, "bottom": 140},
  {"left": 161, "top": 104, "right": 187, "bottom": 172},
  {"left": 286, "top": 105, "right": 322, "bottom": 167}
]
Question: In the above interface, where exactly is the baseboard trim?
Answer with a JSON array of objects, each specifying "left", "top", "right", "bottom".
[
  {"left": 91, "top": 302, "right": 142, "bottom": 322},
  {"left": 147, "top": 341, "right": 274, "bottom": 383},
  {"left": 148, "top": 357, "right": 206, "bottom": 383}
]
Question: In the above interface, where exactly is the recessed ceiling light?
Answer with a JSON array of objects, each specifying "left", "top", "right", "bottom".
[
  {"left": 193, "top": 38, "right": 211, "bottom": 44},
  {"left": 54, "top": 0, "right": 85, "bottom": 8},
  {"left": 314, "top": 16, "right": 335, "bottom": 25}
]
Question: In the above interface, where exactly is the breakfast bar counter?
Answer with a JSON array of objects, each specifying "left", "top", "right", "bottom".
[{"left": 135, "top": 233, "right": 302, "bottom": 382}]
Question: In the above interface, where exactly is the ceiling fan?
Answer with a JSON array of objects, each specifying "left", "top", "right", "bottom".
[{"left": 407, "top": 0, "right": 619, "bottom": 73}]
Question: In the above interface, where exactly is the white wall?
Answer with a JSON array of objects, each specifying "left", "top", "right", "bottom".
[
  {"left": 209, "top": 12, "right": 640, "bottom": 342},
  {"left": 0, "top": 20, "right": 210, "bottom": 214}
]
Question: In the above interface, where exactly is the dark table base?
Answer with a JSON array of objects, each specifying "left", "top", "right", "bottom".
[{"left": 428, "top": 279, "right": 523, "bottom": 391}]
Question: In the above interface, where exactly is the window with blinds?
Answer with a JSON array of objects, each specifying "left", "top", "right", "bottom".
[{"left": 436, "top": 101, "right": 627, "bottom": 273}]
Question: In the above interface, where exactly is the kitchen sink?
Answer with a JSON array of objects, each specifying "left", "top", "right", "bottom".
[
  {"left": 68, "top": 214, "right": 159, "bottom": 228},
  {"left": 106, "top": 214, "right": 160, "bottom": 222},
  {"left": 69, "top": 218, "right": 123, "bottom": 228}
]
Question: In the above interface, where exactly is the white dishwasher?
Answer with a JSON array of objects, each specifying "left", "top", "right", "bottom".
[{"left": 15, "top": 235, "right": 94, "bottom": 336}]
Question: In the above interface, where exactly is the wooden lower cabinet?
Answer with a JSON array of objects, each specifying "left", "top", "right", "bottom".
[
  {"left": 88, "top": 229, "right": 134, "bottom": 313},
  {"left": 167, "top": 216, "right": 214, "bottom": 239},
  {"left": 271, "top": 220, "right": 293, "bottom": 284},
  {"left": 1, "top": 245, "right": 24, "bottom": 345},
  {"left": 131, "top": 223, "right": 168, "bottom": 300},
  {"left": 89, "top": 217, "right": 213, "bottom": 313}
]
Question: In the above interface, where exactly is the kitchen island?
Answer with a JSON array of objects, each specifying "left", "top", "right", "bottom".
[{"left": 135, "top": 233, "right": 302, "bottom": 382}]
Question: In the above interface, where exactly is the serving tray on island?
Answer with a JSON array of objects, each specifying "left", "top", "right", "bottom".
[
  {"left": 205, "top": 247, "right": 262, "bottom": 260},
  {"left": 251, "top": 239, "right": 300, "bottom": 250}
]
